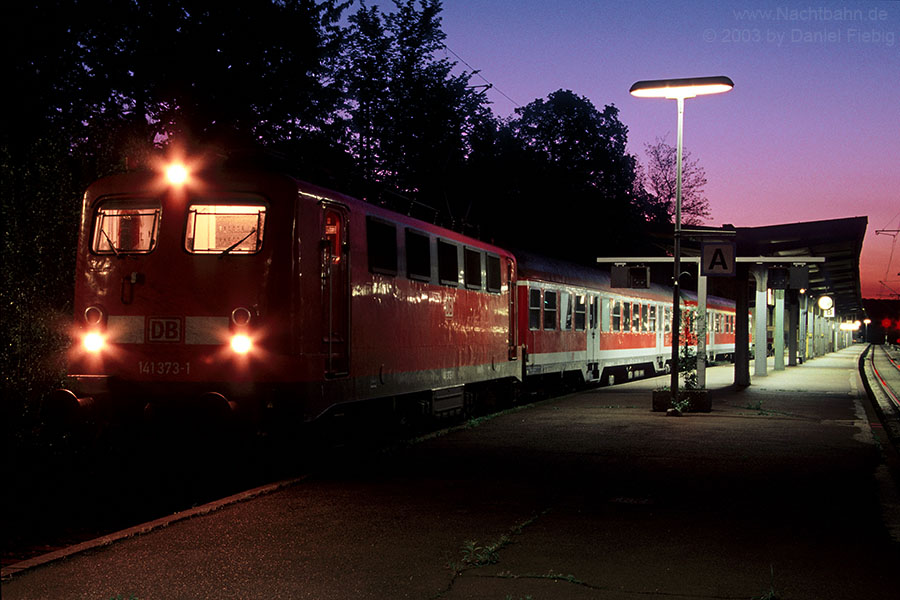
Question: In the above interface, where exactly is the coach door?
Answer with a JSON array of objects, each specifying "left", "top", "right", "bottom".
[{"left": 322, "top": 205, "right": 350, "bottom": 376}]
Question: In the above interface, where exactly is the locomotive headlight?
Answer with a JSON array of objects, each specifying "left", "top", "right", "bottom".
[
  {"left": 83, "top": 331, "right": 106, "bottom": 353},
  {"left": 165, "top": 162, "right": 189, "bottom": 186},
  {"left": 230, "top": 333, "right": 252, "bottom": 354}
]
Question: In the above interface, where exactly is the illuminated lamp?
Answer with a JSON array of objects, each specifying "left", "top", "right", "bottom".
[
  {"left": 629, "top": 75, "right": 734, "bottom": 99},
  {"left": 817, "top": 296, "right": 834, "bottom": 311},
  {"left": 230, "top": 333, "right": 252, "bottom": 354},
  {"left": 83, "top": 332, "right": 106, "bottom": 353},
  {"left": 629, "top": 74, "right": 733, "bottom": 403},
  {"left": 165, "top": 163, "right": 189, "bottom": 185}
]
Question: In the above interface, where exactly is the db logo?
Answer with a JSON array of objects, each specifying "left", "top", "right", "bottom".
[{"left": 148, "top": 317, "right": 183, "bottom": 343}]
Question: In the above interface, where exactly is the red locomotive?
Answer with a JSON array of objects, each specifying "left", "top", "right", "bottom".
[{"left": 54, "top": 155, "right": 742, "bottom": 424}]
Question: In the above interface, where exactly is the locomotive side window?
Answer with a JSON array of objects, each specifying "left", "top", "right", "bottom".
[
  {"left": 529, "top": 288, "right": 542, "bottom": 330},
  {"left": 186, "top": 204, "right": 265, "bottom": 254},
  {"left": 543, "top": 290, "right": 557, "bottom": 330},
  {"left": 405, "top": 229, "right": 431, "bottom": 281},
  {"left": 366, "top": 217, "right": 398, "bottom": 275},
  {"left": 486, "top": 255, "right": 502, "bottom": 293},
  {"left": 464, "top": 248, "right": 482, "bottom": 290},
  {"left": 437, "top": 240, "right": 459, "bottom": 286},
  {"left": 92, "top": 199, "right": 161, "bottom": 254},
  {"left": 575, "top": 294, "right": 586, "bottom": 331}
]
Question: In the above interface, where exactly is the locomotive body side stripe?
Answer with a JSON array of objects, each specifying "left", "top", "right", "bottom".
[
  {"left": 107, "top": 316, "right": 144, "bottom": 343},
  {"left": 184, "top": 317, "right": 229, "bottom": 344}
]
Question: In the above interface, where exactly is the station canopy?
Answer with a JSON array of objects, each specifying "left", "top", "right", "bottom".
[{"left": 655, "top": 217, "right": 867, "bottom": 317}]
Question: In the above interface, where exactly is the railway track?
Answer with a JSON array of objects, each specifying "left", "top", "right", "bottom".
[{"left": 862, "top": 344, "right": 900, "bottom": 450}]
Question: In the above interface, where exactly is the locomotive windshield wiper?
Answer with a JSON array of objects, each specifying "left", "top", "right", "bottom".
[
  {"left": 219, "top": 228, "right": 257, "bottom": 258},
  {"left": 100, "top": 228, "right": 120, "bottom": 257}
]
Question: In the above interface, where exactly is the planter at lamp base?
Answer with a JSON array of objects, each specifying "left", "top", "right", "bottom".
[{"left": 652, "top": 389, "right": 711, "bottom": 413}]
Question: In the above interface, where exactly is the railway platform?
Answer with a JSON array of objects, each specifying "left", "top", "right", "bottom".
[{"left": 4, "top": 344, "right": 900, "bottom": 599}]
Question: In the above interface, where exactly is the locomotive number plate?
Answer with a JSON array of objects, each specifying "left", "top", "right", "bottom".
[{"left": 138, "top": 361, "right": 191, "bottom": 376}]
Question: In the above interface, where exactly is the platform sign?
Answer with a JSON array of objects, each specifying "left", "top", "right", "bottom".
[{"left": 701, "top": 242, "right": 736, "bottom": 277}]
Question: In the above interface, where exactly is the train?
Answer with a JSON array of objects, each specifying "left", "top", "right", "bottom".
[{"left": 50, "top": 154, "right": 743, "bottom": 425}]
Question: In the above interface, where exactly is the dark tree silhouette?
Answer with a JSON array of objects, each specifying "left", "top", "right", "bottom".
[
  {"left": 641, "top": 136, "right": 711, "bottom": 225},
  {"left": 494, "top": 90, "right": 647, "bottom": 261}
]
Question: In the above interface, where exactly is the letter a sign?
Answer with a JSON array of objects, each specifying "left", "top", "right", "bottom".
[{"left": 701, "top": 242, "right": 736, "bottom": 277}]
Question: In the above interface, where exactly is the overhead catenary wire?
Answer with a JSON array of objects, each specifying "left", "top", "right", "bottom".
[{"left": 442, "top": 44, "right": 520, "bottom": 109}]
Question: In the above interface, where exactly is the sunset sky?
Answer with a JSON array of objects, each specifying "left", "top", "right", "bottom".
[{"left": 429, "top": 0, "right": 899, "bottom": 298}]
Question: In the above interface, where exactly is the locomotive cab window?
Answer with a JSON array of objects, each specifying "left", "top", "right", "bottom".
[
  {"left": 92, "top": 199, "right": 161, "bottom": 255},
  {"left": 366, "top": 217, "right": 398, "bottom": 275},
  {"left": 186, "top": 203, "right": 266, "bottom": 254}
]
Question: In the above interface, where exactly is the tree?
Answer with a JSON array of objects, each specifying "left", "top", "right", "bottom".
[
  {"left": 340, "top": 0, "right": 491, "bottom": 226},
  {"left": 493, "top": 90, "right": 646, "bottom": 260},
  {"left": 641, "top": 137, "right": 711, "bottom": 225}
]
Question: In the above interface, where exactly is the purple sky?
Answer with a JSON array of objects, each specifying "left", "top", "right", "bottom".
[{"left": 428, "top": 0, "right": 899, "bottom": 299}]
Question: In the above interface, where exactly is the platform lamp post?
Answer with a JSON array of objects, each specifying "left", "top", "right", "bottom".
[{"left": 629, "top": 76, "right": 734, "bottom": 404}]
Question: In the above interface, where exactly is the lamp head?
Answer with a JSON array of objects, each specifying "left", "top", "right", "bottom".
[{"left": 630, "top": 75, "right": 734, "bottom": 99}]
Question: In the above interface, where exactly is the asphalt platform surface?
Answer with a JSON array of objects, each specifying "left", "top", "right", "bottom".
[{"left": 4, "top": 344, "right": 900, "bottom": 599}]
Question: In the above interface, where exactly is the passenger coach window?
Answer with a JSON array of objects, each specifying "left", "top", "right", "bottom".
[
  {"left": 575, "top": 295, "right": 586, "bottom": 331},
  {"left": 543, "top": 290, "right": 557, "bottom": 330},
  {"left": 186, "top": 204, "right": 266, "bottom": 254},
  {"left": 92, "top": 199, "right": 161, "bottom": 254},
  {"left": 366, "top": 217, "right": 398, "bottom": 275},
  {"left": 623, "top": 302, "right": 631, "bottom": 332},
  {"left": 486, "top": 255, "right": 502, "bottom": 293},
  {"left": 611, "top": 299, "right": 621, "bottom": 332},
  {"left": 464, "top": 248, "right": 482, "bottom": 290},
  {"left": 560, "top": 292, "right": 573, "bottom": 330},
  {"left": 529, "top": 289, "right": 542, "bottom": 329},
  {"left": 437, "top": 240, "right": 458, "bottom": 286},
  {"left": 405, "top": 229, "right": 431, "bottom": 281}
]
